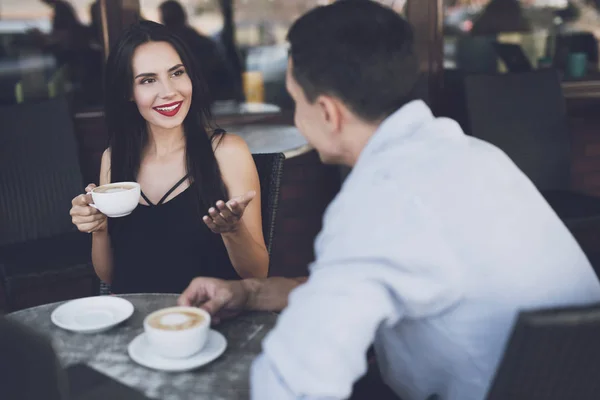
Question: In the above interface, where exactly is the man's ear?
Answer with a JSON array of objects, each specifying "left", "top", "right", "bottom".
[{"left": 317, "top": 95, "right": 342, "bottom": 135}]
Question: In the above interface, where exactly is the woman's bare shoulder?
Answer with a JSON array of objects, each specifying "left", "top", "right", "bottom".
[
  {"left": 212, "top": 132, "right": 250, "bottom": 156},
  {"left": 212, "top": 132, "right": 257, "bottom": 188}
]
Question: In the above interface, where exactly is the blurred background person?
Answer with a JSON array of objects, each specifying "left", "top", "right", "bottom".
[
  {"left": 470, "top": 0, "right": 532, "bottom": 35},
  {"left": 32, "top": 0, "right": 91, "bottom": 63},
  {"left": 159, "top": 0, "right": 237, "bottom": 102}
]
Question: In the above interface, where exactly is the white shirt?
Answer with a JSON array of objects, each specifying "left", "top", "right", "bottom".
[{"left": 250, "top": 100, "right": 600, "bottom": 400}]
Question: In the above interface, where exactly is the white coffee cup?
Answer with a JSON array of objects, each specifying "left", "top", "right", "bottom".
[
  {"left": 143, "top": 306, "right": 211, "bottom": 359},
  {"left": 90, "top": 182, "right": 140, "bottom": 218}
]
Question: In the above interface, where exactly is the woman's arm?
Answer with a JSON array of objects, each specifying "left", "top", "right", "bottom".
[
  {"left": 91, "top": 149, "right": 115, "bottom": 283},
  {"left": 213, "top": 134, "right": 269, "bottom": 278}
]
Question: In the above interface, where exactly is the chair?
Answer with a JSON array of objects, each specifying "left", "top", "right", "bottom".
[
  {"left": 464, "top": 70, "right": 600, "bottom": 273},
  {"left": 486, "top": 304, "right": 600, "bottom": 400},
  {"left": 0, "top": 97, "right": 97, "bottom": 311},
  {"left": 455, "top": 36, "right": 499, "bottom": 74},
  {"left": 251, "top": 152, "right": 285, "bottom": 257},
  {"left": 464, "top": 70, "right": 600, "bottom": 224},
  {"left": 99, "top": 152, "right": 285, "bottom": 294}
]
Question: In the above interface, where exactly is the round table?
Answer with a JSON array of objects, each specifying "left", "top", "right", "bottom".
[
  {"left": 7, "top": 294, "right": 278, "bottom": 400},
  {"left": 212, "top": 102, "right": 281, "bottom": 117},
  {"left": 225, "top": 124, "right": 312, "bottom": 158}
]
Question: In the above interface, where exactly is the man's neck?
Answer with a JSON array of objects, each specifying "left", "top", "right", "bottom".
[{"left": 340, "top": 120, "right": 381, "bottom": 167}]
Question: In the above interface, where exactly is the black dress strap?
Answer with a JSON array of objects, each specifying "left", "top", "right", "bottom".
[
  {"left": 140, "top": 175, "right": 190, "bottom": 207},
  {"left": 140, "top": 191, "right": 155, "bottom": 206}
]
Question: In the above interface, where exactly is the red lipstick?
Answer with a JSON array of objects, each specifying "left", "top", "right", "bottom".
[{"left": 153, "top": 101, "right": 183, "bottom": 117}]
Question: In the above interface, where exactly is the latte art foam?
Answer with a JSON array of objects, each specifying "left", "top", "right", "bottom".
[
  {"left": 94, "top": 184, "right": 137, "bottom": 194},
  {"left": 147, "top": 311, "right": 204, "bottom": 331},
  {"left": 104, "top": 188, "right": 128, "bottom": 193}
]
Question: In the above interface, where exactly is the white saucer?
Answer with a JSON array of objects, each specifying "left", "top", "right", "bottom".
[
  {"left": 51, "top": 296, "right": 134, "bottom": 334},
  {"left": 128, "top": 330, "right": 227, "bottom": 372}
]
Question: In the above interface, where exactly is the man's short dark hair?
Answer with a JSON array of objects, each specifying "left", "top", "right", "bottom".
[{"left": 287, "top": 0, "right": 419, "bottom": 122}]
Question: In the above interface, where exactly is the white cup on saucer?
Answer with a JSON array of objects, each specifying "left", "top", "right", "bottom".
[
  {"left": 143, "top": 306, "right": 211, "bottom": 359},
  {"left": 90, "top": 182, "right": 140, "bottom": 218}
]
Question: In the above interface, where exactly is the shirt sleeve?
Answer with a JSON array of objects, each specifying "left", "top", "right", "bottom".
[{"left": 250, "top": 261, "right": 401, "bottom": 399}]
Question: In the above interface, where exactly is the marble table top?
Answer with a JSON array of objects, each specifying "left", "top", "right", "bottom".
[
  {"left": 224, "top": 124, "right": 311, "bottom": 157},
  {"left": 212, "top": 102, "right": 281, "bottom": 117},
  {"left": 7, "top": 293, "right": 279, "bottom": 400}
]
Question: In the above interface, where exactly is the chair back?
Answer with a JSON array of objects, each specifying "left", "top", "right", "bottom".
[
  {"left": 0, "top": 97, "right": 83, "bottom": 246},
  {"left": 456, "top": 36, "right": 499, "bottom": 74},
  {"left": 465, "top": 69, "right": 571, "bottom": 191},
  {"left": 486, "top": 304, "right": 600, "bottom": 400},
  {"left": 252, "top": 152, "right": 284, "bottom": 256}
]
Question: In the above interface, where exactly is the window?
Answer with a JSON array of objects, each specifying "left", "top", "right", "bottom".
[
  {"left": 0, "top": 0, "right": 105, "bottom": 107},
  {"left": 138, "top": 0, "right": 406, "bottom": 108},
  {"left": 444, "top": 0, "right": 600, "bottom": 80},
  {"left": 232, "top": 0, "right": 405, "bottom": 108},
  {"left": 140, "top": 0, "right": 223, "bottom": 36}
]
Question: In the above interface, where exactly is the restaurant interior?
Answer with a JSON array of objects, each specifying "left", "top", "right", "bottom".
[{"left": 3, "top": 0, "right": 600, "bottom": 398}]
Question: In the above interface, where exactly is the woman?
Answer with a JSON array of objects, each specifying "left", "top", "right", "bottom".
[{"left": 69, "top": 21, "right": 269, "bottom": 293}]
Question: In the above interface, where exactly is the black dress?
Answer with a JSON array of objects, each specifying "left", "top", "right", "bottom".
[{"left": 109, "top": 176, "right": 239, "bottom": 294}]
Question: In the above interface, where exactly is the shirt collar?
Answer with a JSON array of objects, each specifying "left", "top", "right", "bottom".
[{"left": 355, "top": 100, "right": 434, "bottom": 167}]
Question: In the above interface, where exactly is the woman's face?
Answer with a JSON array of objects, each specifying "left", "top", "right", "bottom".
[{"left": 131, "top": 41, "right": 192, "bottom": 132}]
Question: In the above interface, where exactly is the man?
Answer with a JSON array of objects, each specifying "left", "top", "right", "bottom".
[{"left": 179, "top": 1, "right": 600, "bottom": 399}]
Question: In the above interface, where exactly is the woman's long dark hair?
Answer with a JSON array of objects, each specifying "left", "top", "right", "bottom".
[{"left": 104, "top": 20, "right": 227, "bottom": 212}]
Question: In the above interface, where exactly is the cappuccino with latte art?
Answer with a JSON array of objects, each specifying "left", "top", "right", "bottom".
[
  {"left": 143, "top": 306, "right": 211, "bottom": 358},
  {"left": 147, "top": 310, "right": 205, "bottom": 331}
]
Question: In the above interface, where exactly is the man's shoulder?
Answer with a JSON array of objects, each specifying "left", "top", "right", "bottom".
[
  {"left": 337, "top": 162, "right": 407, "bottom": 205},
  {"left": 321, "top": 170, "right": 415, "bottom": 238}
]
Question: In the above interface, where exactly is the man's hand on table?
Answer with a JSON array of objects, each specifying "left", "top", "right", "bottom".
[
  {"left": 178, "top": 278, "right": 250, "bottom": 324},
  {"left": 178, "top": 277, "right": 309, "bottom": 323}
]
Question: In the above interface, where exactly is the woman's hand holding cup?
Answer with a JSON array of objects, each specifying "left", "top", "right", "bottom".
[{"left": 70, "top": 184, "right": 107, "bottom": 234}]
